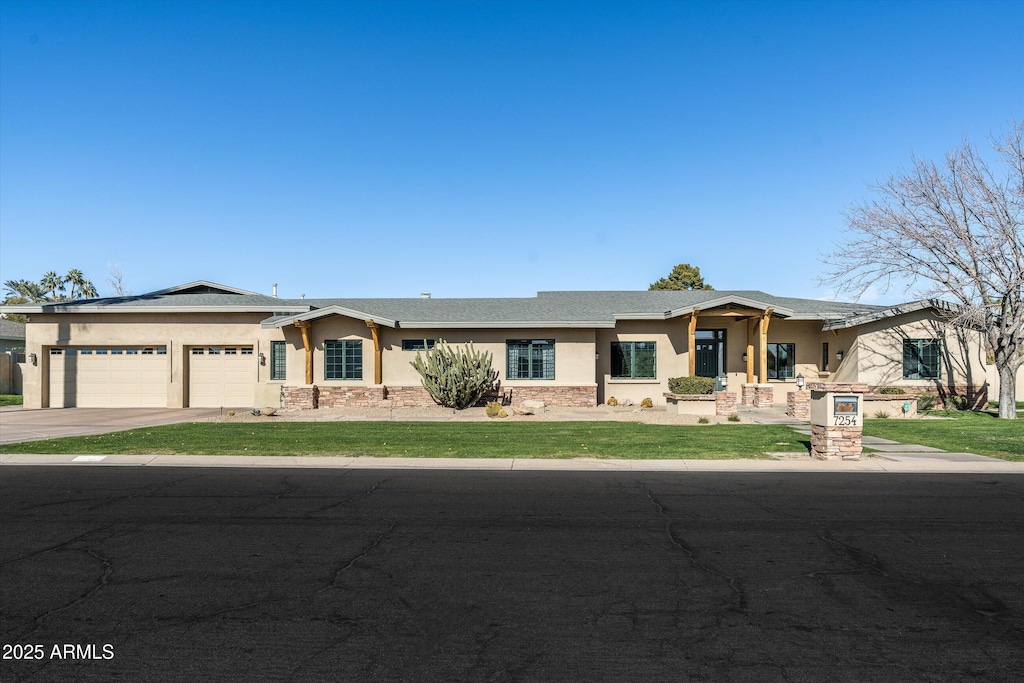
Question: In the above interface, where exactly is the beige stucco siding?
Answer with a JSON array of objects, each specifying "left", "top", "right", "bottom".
[
  {"left": 23, "top": 312, "right": 281, "bottom": 409},
  {"left": 849, "top": 310, "right": 987, "bottom": 390},
  {"left": 375, "top": 327, "right": 597, "bottom": 388}
]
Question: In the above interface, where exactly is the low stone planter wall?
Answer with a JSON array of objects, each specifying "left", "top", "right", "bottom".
[
  {"left": 664, "top": 391, "right": 737, "bottom": 417},
  {"left": 283, "top": 384, "right": 597, "bottom": 409},
  {"left": 864, "top": 394, "right": 918, "bottom": 418},
  {"left": 318, "top": 386, "right": 386, "bottom": 408},
  {"left": 742, "top": 384, "right": 773, "bottom": 407}
]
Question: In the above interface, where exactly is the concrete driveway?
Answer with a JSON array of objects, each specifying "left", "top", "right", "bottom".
[{"left": 0, "top": 407, "right": 224, "bottom": 444}]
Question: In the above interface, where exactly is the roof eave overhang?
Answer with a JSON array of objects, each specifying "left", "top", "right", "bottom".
[
  {"left": 821, "top": 299, "right": 958, "bottom": 331},
  {"left": 263, "top": 306, "right": 397, "bottom": 329},
  {"left": 396, "top": 320, "right": 615, "bottom": 329},
  {"left": 664, "top": 296, "right": 795, "bottom": 319},
  {"left": 1, "top": 304, "right": 311, "bottom": 315}
]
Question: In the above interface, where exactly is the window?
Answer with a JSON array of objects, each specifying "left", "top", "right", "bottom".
[
  {"left": 611, "top": 341, "right": 656, "bottom": 379},
  {"left": 506, "top": 340, "right": 555, "bottom": 380},
  {"left": 156, "top": 347, "right": 167, "bottom": 355},
  {"left": 903, "top": 339, "right": 941, "bottom": 379},
  {"left": 81, "top": 348, "right": 93, "bottom": 355},
  {"left": 270, "top": 341, "right": 287, "bottom": 381},
  {"left": 767, "top": 343, "right": 796, "bottom": 379},
  {"left": 821, "top": 342, "right": 829, "bottom": 371},
  {"left": 191, "top": 348, "right": 204, "bottom": 355},
  {"left": 402, "top": 339, "right": 436, "bottom": 351},
  {"left": 325, "top": 340, "right": 362, "bottom": 380},
  {"left": 50, "top": 348, "right": 62, "bottom": 355},
  {"left": 208, "top": 347, "right": 221, "bottom": 355},
  {"left": 225, "top": 347, "right": 237, "bottom": 355},
  {"left": 126, "top": 348, "right": 138, "bottom": 355},
  {"left": 240, "top": 347, "right": 253, "bottom": 355}
]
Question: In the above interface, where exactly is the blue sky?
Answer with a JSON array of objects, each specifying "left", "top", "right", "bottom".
[{"left": 2, "top": 0, "right": 1021, "bottom": 302}]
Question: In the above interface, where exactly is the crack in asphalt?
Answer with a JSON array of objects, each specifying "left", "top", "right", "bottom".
[
  {"left": 639, "top": 481, "right": 748, "bottom": 610},
  {"left": 233, "top": 475, "right": 301, "bottom": 514},
  {"left": 317, "top": 524, "right": 397, "bottom": 594},
  {"left": 85, "top": 473, "right": 206, "bottom": 511},
  {"left": 0, "top": 524, "right": 114, "bottom": 568},
  {"left": 301, "top": 476, "right": 388, "bottom": 518}
]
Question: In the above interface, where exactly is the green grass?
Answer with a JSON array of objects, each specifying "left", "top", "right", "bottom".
[
  {"left": 865, "top": 411, "right": 1023, "bottom": 461},
  {"left": 987, "top": 400, "right": 1024, "bottom": 411},
  {"left": 0, "top": 394, "right": 23, "bottom": 407},
  {"left": 0, "top": 421, "right": 810, "bottom": 459}
]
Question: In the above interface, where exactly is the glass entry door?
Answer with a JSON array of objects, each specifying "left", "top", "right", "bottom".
[{"left": 694, "top": 330, "right": 725, "bottom": 378}]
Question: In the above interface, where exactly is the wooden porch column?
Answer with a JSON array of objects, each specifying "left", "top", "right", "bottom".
[
  {"left": 687, "top": 309, "right": 699, "bottom": 376},
  {"left": 746, "top": 319, "right": 756, "bottom": 384},
  {"left": 294, "top": 321, "right": 313, "bottom": 385},
  {"left": 365, "top": 320, "right": 382, "bottom": 385},
  {"left": 758, "top": 308, "right": 774, "bottom": 383}
]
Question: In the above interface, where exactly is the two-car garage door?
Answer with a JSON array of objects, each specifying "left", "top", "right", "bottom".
[
  {"left": 48, "top": 345, "right": 257, "bottom": 408},
  {"left": 49, "top": 347, "right": 168, "bottom": 408}
]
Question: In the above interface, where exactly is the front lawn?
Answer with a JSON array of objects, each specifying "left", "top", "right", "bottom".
[
  {"left": 0, "top": 394, "right": 23, "bottom": 407},
  {"left": 865, "top": 411, "right": 1023, "bottom": 461},
  {"left": 0, "top": 421, "right": 809, "bottom": 459}
]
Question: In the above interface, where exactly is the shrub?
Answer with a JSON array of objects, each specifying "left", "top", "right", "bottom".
[
  {"left": 698, "top": 416, "right": 710, "bottom": 424},
  {"left": 606, "top": 397, "right": 618, "bottom": 406},
  {"left": 497, "top": 409, "right": 508, "bottom": 418},
  {"left": 873, "top": 411, "right": 890, "bottom": 419},
  {"left": 410, "top": 340, "right": 499, "bottom": 410},
  {"left": 485, "top": 401, "right": 502, "bottom": 417},
  {"left": 877, "top": 387, "right": 904, "bottom": 395},
  {"left": 947, "top": 395, "right": 969, "bottom": 411},
  {"left": 668, "top": 376, "right": 715, "bottom": 395},
  {"left": 640, "top": 397, "right": 653, "bottom": 408},
  {"left": 727, "top": 414, "right": 741, "bottom": 422}
]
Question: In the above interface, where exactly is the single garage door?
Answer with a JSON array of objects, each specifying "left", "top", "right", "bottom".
[
  {"left": 189, "top": 346, "right": 256, "bottom": 407},
  {"left": 49, "top": 346, "right": 168, "bottom": 408}
]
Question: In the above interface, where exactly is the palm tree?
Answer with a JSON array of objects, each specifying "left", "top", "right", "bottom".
[
  {"left": 65, "top": 269, "right": 98, "bottom": 300},
  {"left": 3, "top": 279, "right": 47, "bottom": 302},
  {"left": 40, "top": 271, "right": 65, "bottom": 299}
]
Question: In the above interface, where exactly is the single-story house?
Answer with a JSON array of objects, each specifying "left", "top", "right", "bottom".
[
  {"left": 1, "top": 280, "right": 991, "bottom": 410},
  {"left": 0, "top": 318, "right": 26, "bottom": 354}
]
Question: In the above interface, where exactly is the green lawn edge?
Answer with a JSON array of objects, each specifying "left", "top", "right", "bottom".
[
  {"left": 0, "top": 394, "right": 24, "bottom": 407},
  {"left": 0, "top": 421, "right": 807, "bottom": 460},
  {"left": 864, "top": 411, "right": 1023, "bottom": 461}
]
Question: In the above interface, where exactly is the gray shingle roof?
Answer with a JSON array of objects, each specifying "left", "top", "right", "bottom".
[
  {"left": 0, "top": 280, "right": 896, "bottom": 327},
  {"left": 0, "top": 318, "right": 26, "bottom": 339}
]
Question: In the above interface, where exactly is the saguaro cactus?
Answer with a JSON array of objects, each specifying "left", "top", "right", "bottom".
[{"left": 410, "top": 340, "right": 499, "bottom": 410}]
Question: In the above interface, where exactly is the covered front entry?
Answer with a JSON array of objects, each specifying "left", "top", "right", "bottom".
[
  {"left": 48, "top": 346, "right": 168, "bottom": 408},
  {"left": 188, "top": 346, "right": 256, "bottom": 407},
  {"left": 694, "top": 330, "right": 725, "bottom": 378}
]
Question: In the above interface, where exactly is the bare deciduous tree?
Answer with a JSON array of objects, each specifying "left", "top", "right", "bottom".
[
  {"left": 107, "top": 262, "right": 132, "bottom": 297},
  {"left": 823, "top": 120, "right": 1023, "bottom": 419}
]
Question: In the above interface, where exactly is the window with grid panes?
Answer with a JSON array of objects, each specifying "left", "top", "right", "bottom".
[
  {"left": 270, "top": 341, "right": 287, "bottom": 380},
  {"left": 610, "top": 341, "right": 656, "bottom": 379},
  {"left": 506, "top": 340, "right": 555, "bottom": 380},
  {"left": 325, "top": 340, "right": 363, "bottom": 380},
  {"left": 903, "top": 339, "right": 941, "bottom": 379}
]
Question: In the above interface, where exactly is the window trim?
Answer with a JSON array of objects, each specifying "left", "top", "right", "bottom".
[
  {"left": 610, "top": 341, "right": 657, "bottom": 380},
  {"left": 766, "top": 342, "right": 796, "bottom": 380},
  {"left": 903, "top": 338, "right": 942, "bottom": 380},
  {"left": 506, "top": 339, "right": 555, "bottom": 380},
  {"left": 270, "top": 340, "right": 287, "bottom": 381},
  {"left": 324, "top": 339, "right": 363, "bottom": 381}
]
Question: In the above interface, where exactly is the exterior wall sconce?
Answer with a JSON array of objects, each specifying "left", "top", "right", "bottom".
[
  {"left": 595, "top": 352, "right": 600, "bottom": 361},
  {"left": 258, "top": 352, "right": 267, "bottom": 365},
  {"left": 742, "top": 352, "right": 748, "bottom": 362},
  {"left": 836, "top": 350, "right": 844, "bottom": 362},
  {"left": 29, "top": 353, "right": 38, "bottom": 366},
  {"left": 719, "top": 373, "right": 728, "bottom": 388},
  {"left": 796, "top": 373, "right": 805, "bottom": 390}
]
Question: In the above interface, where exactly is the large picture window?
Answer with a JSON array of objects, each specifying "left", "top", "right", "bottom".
[
  {"left": 767, "top": 343, "right": 796, "bottom": 379},
  {"left": 506, "top": 340, "right": 555, "bottom": 380},
  {"left": 903, "top": 339, "right": 941, "bottom": 379},
  {"left": 611, "top": 341, "right": 656, "bottom": 379},
  {"left": 325, "top": 340, "right": 363, "bottom": 380},
  {"left": 270, "top": 341, "right": 286, "bottom": 381}
]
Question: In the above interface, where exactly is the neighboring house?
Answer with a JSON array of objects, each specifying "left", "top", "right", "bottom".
[
  {"left": 0, "top": 318, "right": 26, "bottom": 354},
  {"left": 0, "top": 280, "right": 990, "bottom": 410}
]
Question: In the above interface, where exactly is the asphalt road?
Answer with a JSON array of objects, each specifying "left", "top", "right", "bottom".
[{"left": 2, "top": 466, "right": 1022, "bottom": 682}]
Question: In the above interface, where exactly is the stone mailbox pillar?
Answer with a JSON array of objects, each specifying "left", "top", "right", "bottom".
[{"left": 808, "top": 382, "right": 868, "bottom": 461}]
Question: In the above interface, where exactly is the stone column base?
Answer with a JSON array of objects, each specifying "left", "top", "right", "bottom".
[
  {"left": 810, "top": 424, "right": 862, "bottom": 460},
  {"left": 787, "top": 390, "right": 810, "bottom": 419}
]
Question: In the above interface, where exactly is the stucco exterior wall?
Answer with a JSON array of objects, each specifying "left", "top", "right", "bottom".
[
  {"left": 985, "top": 361, "right": 1023, "bottom": 404},
  {"left": 851, "top": 310, "right": 987, "bottom": 391},
  {"left": 22, "top": 312, "right": 284, "bottom": 409}
]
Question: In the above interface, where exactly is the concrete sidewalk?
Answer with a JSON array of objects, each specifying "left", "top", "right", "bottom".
[{"left": 2, "top": 453, "right": 1022, "bottom": 473}]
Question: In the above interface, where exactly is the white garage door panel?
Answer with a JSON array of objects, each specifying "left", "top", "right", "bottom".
[
  {"left": 189, "top": 347, "right": 256, "bottom": 408},
  {"left": 49, "top": 348, "right": 167, "bottom": 408}
]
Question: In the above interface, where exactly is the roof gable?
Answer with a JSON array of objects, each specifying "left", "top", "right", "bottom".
[{"left": 145, "top": 280, "right": 264, "bottom": 297}]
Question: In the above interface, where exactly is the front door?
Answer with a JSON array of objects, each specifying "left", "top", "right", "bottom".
[{"left": 694, "top": 330, "right": 726, "bottom": 378}]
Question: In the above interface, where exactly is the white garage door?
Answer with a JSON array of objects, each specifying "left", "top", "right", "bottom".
[
  {"left": 189, "top": 346, "right": 256, "bottom": 408},
  {"left": 49, "top": 347, "right": 168, "bottom": 408}
]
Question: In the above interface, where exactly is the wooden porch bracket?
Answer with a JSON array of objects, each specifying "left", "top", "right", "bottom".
[
  {"left": 687, "top": 309, "right": 699, "bottom": 376},
  {"left": 758, "top": 308, "right": 774, "bottom": 383},
  {"left": 294, "top": 321, "right": 313, "bottom": 385},
  {"left": 365, "top": 320, "right": 382, "bottom": 385}
]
